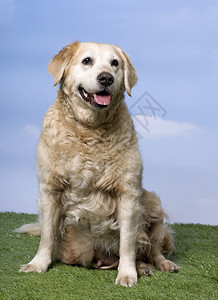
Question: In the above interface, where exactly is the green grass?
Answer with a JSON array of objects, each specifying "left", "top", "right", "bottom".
[{"left": 0, "top": 212, "right": 217, "bottom": 300}]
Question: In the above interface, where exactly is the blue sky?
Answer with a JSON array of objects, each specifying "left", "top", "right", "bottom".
[{"left": 0, "top": 0, "right": 217, "bottom": 225}]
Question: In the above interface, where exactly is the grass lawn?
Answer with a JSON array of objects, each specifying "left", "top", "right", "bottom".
[{"left": 0, "top": 212, "right": 217, "bottom": 299}]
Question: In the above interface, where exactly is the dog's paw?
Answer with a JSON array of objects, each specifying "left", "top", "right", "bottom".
[
  {"left": 19, "top": 263, "right": 46, "bottom": 273},
  {"left": 157, "top": 259, "right": 180, "bottom": 273},
  {"left": 115, "top": 269, "right": 137, "bottom": 287},
  {"left": 19, "top": 254, "right": 51, "bottom": 273},
  {"left": 136, "top": 261, "right": 154, "bottom": 276},
  {"left": 19, "top": 261, "right": 49, "bottom": 273}
]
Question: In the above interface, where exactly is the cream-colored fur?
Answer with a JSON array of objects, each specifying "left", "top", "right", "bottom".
[{"left": 17, "top": 42, "right": 179, "bottom": 287}]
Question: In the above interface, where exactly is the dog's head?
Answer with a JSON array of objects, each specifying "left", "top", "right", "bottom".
[{"left": 48, "top": 42, "right": 137, "bottom": 112}]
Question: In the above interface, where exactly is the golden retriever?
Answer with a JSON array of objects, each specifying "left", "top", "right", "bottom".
[{"left": 17, "top": 41, "right": 179, "bottom": 287}]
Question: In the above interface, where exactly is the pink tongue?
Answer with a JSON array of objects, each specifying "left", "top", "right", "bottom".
[{"left": 93, "top": 94, "right": 111, "bottom": 105}]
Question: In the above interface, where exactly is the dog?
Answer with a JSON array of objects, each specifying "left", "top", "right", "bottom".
[{"left": 17, "top": 41, "right": 179, "bottom": 287}]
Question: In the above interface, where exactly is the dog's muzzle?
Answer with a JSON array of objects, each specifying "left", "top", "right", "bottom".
[
  {"left": 78, "top": 72, "right": 114, "bottom": 109},
  {"left": 79, "top": 87, "right": 112, "bottom": 109}
]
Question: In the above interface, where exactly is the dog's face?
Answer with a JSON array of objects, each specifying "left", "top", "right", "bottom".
[
  {"left": 69, "top": 42, "right": 125, "bottom": 110},
  {"left": 48, "top": 42, "right": 137, "bottom": 112}
]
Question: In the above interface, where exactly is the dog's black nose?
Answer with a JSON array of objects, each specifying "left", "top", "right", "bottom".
[{"left": 97, "top": 72, "right": 114, "bottom": 87}]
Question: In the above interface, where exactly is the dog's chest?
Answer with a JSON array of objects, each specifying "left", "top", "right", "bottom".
[
  {"left": 62, "top": 181, "right": 120, "bottom": 238},
  {"left": 60, "top": 141, "right": 123, "bottom": 237},
  {"left": 61, "top": 133, "right": 124, "bottom": 191}
]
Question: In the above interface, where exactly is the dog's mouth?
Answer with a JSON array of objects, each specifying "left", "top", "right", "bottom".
[{"left": 79, "top": 87, "right": 111, "bottom": 109}]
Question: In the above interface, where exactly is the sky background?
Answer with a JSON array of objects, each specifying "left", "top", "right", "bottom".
[{"left": 0, "top": 0, "right": 217, "bottom": 225}]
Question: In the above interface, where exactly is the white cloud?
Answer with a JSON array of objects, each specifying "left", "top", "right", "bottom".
[
  {"left": 132, "top": 115, "right": 201, "bottom": 140},
  {"left": 22, "top": 125, "right": 41, "bottom": 139}
]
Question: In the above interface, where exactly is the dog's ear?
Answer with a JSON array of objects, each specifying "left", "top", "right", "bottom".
[
  {"left": 48, "top": 41, "right": 80, "bottom": 86},
  {"left": 117, "top": 47, "right": 138, "bottom": 96}
]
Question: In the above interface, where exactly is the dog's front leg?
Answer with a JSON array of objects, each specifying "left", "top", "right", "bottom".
[
  {"left": 20, "top": 187, "right": 61, "bottom": 273},
  {"left": 115, "top": 193, "right": 141, "bottom": 287}
]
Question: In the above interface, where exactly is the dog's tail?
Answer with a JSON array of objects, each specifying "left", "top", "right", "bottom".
[{"left": 16, "top": 222, "right": 40, "bottom": 236}]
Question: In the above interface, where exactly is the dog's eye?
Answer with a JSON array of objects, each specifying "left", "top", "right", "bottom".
[
  {"left": 111, "top": 59, "right": 119, "bottom": 67},
  {"left": 82, "top": 57, "right": 92, "bottom": 65}
]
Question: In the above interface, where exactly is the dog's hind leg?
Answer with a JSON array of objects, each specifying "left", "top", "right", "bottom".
[
  {"left": 147, "top": 223, "right": 179, "bottom": 273},
  {"left": 143, "top": 189, "right": 179, "bottom": 273},
  {"left": 148, "top": 244, "right": 179, "bottom": 273},
  {"left": 136, "top": 260, "right": 154, "bottom": 276}
]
